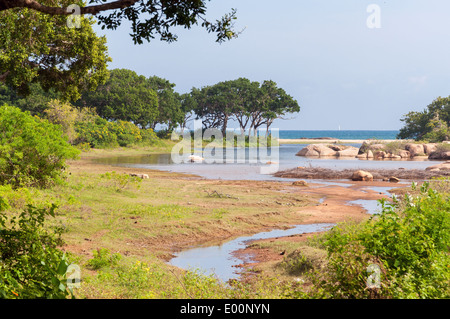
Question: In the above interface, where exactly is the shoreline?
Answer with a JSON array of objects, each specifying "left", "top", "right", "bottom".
[{"left": 278, "top": 138, "right": 404, "bottom": 145}]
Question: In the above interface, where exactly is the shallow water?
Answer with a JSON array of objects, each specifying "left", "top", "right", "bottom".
[
  {"left": 168, "top": 223, "right": 335, "bottom": 283},
  {"left": 92, "top": 144, "right": 440, "bottom": 181},
  {"left": 93, "top": 144, "right": 416, "bottom": 282}
]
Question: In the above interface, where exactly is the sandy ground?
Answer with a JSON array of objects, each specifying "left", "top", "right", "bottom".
[
  {"left": 232, "top": 179, "right": 409, "bottom": 273},
  {"left": 67, "top": 153, "right": 411, "bottom": 279}
]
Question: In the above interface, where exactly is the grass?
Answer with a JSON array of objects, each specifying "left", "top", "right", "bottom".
[{"left": 0, "top": 147, "right": 319, "bottom": 299}]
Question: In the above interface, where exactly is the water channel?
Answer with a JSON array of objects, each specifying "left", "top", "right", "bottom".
[{"left": 92, "top": 143, "right": 427, "bottom": 282}]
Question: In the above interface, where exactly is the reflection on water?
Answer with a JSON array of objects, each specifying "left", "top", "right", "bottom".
[
  {"left": 92, "top": 144, "right": 439, "bottom": 181},
  {"left": 348, "top": 199, "right": 383, "bottom": 215},
  {"left": 169, "top": 223, "right": 334, "bottom": 283}
]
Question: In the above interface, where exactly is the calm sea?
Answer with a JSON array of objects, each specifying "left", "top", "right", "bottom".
[{"left": 278, "top": 130, "right": 399, "bottom": 140}]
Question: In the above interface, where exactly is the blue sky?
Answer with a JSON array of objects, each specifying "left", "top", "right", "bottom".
[{"left": 93, "top": 0, "right": 450, "bottom": 130}]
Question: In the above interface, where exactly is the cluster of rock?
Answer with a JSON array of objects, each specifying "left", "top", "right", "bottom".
[
  {"left": 296, "top": 141, "right": 450, "bottom": 160},
  {"left": 296, "top": 144, "right": 360, "bottom": 157},
  {"left": 425, "top": 161, "right": 450, "bottom": 172}
]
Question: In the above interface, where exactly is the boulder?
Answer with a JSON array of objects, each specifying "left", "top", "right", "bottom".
[
  {"left": 389, "top": 176, "right": 400, "bottom": 183},
  {"left": 374, "top": 151, "right": 386, "bottom": 160},
  {"left": 292, "top": 180, "right": 309, "bottom": 187},
  {"left": 188, "top": 155, "right": 204, "bottom": 162},
  {"left": 423, "top": 143, "right": 437, "bottom": 155},
  {"left": 425, "top": 161, "right": 450, "bottom": 171},
  {"left": 367, "top": 150, "right": 374, "bottom": 159},
  {"left": 351, "top": 170, "right": 374, "bottom": 182},
  {"left": 405, "top": 143, "right": 425, "bottom": 157},
  {"left": 337, "top": 146, "right": 360, "bottom": 157},
  {"left": 356, "top": 153, "right": 368, "bottom": 159},
  {"left": 397, "top": 150, "right": 411, "bottom": 158},
  {"left": 296, "top": 145, "right": 320, "bottom": 157},
  {"left": 429, "top": 151, "right": 450, "bottom": 160},
  {"left": 296, "top": 144, "right": 338, "bottom": 157}
]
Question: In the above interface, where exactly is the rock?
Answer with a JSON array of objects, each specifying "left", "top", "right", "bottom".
[
  {"left": 397, "top": 150, "right": 411, "bottom": 158},
  {"left": 130, "top": 173, "right": 149, "bottom": 179},
  {"left": 405, "top": 143, "right": 425, "bottom": 157},
  {"left": 188, "top": 155, "right": 204, "bottom": 162},
  {"left": 292, "top": 180, "right": 309, "bottom": 187},
  {"left": 296, "top": 145, "right": 320, "bottom": 156},
  {"left": 423, "top": 143, "right": 437, "bottom": 155},
  {"left": 425, "top": 161, "right": 450, "bottom": 171},
  {"left": 296, "top": 144, "right": 338, "bottom": 157},
  {"left": 337, "top": 146, "right": 360, "bottom": 157},
  {"left": 374, "top": 151, "right": 386, "bottom": 160},
  {"left": 389, "top": 176, "right": 400, "bottom": 183},
  {"left": 367, "top": 150, "right": 374, "bottom": 158},
  {"left": 356, "top": 153, "right": 368, "bottom": 159},
  {"left": 351, "top": 170, "right": 374, "bottom": 182},
  {"left": 429, "top": 151, "right": 450, "bottom": 160}
]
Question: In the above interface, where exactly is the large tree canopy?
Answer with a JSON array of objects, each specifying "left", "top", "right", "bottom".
[
  {"left": 0, "top": 1, "right": 239, "bottom": 100},
  {"left": 0, "top": 0, "right": 111, "bottom": 100},
  {"left": 398, "top": 96, "right": 450, "bottom": 142},
  {"left": 0, "top": 0, "right": 239, "bottom": 44},
  {"left": 191, "top": 78, "right": 300, "bottom": 135},
  {"left": 75, "top": 68, "right": 159, "bottom": 128}
]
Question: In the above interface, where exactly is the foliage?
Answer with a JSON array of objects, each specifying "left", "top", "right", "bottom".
[
  {"left": 75, "top": 69, "right": 159, "bottom": 128},
  {"left": 0, "top": 203, "right": 73, "bottom": 299},
  {"left": 147, "top": 76, "right": 184, "bottom": 130},
  {"left": 398, "top": 96, "right": 450, "bottom": 141},
  {"left": 74, "top": 115, "right": 159, "bottom": 148},
  {"left": 0, "top": 82, "right": 59, "bottom": 116},
  {"left": 0, "top": 1, "right": 111, "bottom": 101},
  {"left": 0, "top": 104, "right": 80, "bottom": 188},
  {"left": 308, "top": 182, "right": 450, "bottom": 299},
  {"left": 191, "top": 78, "right": 300, "bottom": 135},
  {"left": 44, "top": 99, "right": 97, "bottom": 144},
  {"left": 86, "top": 248, "right": 122, "bottom": 271},
  {"left": 0, "top": 0, "right": 241, "bottom": 45}
]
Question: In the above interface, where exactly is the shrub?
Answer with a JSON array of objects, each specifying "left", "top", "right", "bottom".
[
  {"left": 86, "top": 248, "right": 122, "bottom": 270},
  {"left": 308, "top": 182, "right": 450, "bottom": 299},
  {"left": 0, "top": 104, "right": 80, "bottom": 188},
  {"left": 0, "top": 204, "right": 73, "bottom": 299}
]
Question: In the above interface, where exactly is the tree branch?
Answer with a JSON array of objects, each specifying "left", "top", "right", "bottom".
[{"left": 0, "top": 0, "right": 140, "bottom": 15}]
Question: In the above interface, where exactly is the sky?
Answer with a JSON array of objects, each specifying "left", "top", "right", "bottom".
[{"left": 93, "top": 0, "right": 450, "bottom": 131}]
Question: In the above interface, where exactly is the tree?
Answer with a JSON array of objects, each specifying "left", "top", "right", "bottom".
[
  {"left": 0, "top": 1, "right": 239, "bottom": 100},
  {"left": 147, "top": 75, "right": 183, "bottom": 131},
  {"left": 192, "top": 82, "right": 237, "bottom": 136},
  {"left": 75, "top": 68, "right": 159, "bottom": 128},
  {"left": 0, "top": 0, "right": 240, "bottom": 45},
  {"left": 0, "top": 104, "right": 79, "bottom": 188},
  {"left": 398, "top": 96, "right": 450, "bottom": 141},
  {"left": 177, "top": 92, "right": 196, "bottom": 134},
  {"left": 191, "top": 78, "right": 300, "bottom": 136},
  {"left": 0, "top": 1, "right": 111, "bottom": 101},
  {"left": 0, "top": 82, "right": 60, "bottom": 115},
  {"left": 255, "top": 80, "right": 300, "bottom": 135}
]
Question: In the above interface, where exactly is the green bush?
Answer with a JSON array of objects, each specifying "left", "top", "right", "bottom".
[
  {"left": 0, "top": 204, "right": 73, "bottom": 299},
  {"left": 0, "top": 104, "right": 80, "bottom": 188},
  {"left": 309, "top": 182, "right": 450, "bottom": 299},
  {"left": 86, "top": 248, "right": 122, "bottom": 270},
  {"left": 75, "top": 116, "right": 160, "bottom": 149}
]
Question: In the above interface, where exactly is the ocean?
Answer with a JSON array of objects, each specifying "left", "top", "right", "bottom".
[{"left": 278, "top": 130, "right": 399, "bottom": 140}]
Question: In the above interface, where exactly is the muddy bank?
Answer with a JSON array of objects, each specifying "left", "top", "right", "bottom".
[{"left": 274, "top": 167, "right": 450, "bottom": 181}]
